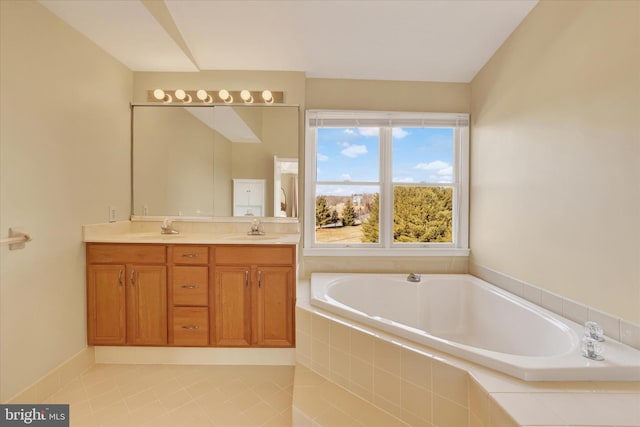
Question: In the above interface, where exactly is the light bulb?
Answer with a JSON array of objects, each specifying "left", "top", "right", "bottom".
[
  {"left": 219, "top": 89, "right": 233, "bottom": 103},
  {"left": 218, "top": 89, "right": 233, "bottom": 104},
  {"left": 240, "top": 90, "right": 253, "bottom": 103},
  {"left": 196, "top": 89, "right": 213, "bottom": 103},
  {"left": 262, "top": 90, "right": 274, "bottom": 104},
  {"left": 153, "top": 89, "right": 171, "bottom": 102},
  {"left": 175, "top": 89, "right": 192, "bottom": 103}
]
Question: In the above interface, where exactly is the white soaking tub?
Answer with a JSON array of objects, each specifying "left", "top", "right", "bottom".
[{"left": 310, "top": 273, "right": 640, "bottom": 381}]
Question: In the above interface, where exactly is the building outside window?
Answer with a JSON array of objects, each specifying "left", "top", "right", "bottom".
[{"left": 304, "top": 110, "right": 469, "bottom": 256}]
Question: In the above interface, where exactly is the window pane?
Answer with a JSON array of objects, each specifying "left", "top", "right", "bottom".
[
  {"left": 317, "top": 127, "right": 379, "bottom": 182},
  {"left": 393, "top": 186, "right": 453, "bottom": 243},
  {"left": 315, "top": 185, "right": 380, "bottom": 243},
  {"left": 392, "top": 127, "right": 454, "bottom": 184}
]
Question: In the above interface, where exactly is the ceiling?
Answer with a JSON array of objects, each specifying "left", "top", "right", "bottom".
[{"left": 38, "top": 0, "right": 537, "bottom": 83}]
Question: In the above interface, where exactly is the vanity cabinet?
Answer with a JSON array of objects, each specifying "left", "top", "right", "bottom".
[
  {"left": 86, "top": 242, "right": 295, "bottom": 348},
  {"left": 86, "top": 244, "right": 167, "bottom": 345},
  {"left": 213, "top": 246, "right": 295, "bottom": 347}
]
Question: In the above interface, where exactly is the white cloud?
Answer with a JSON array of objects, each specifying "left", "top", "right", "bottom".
[
  {"left": 341, "top": 174, "right": 352, "bottom": 181},
  {"left": 344, "top": 129, "right": 356, "bottom": 135},
  {"left": 317, "top": 153, "right": 328, "bottom": 161},
  {"left": 338, "top": 141, "right": 350, "bottom": 147},
  {"left": 357, "top": 128, "right": 379, "bottom": 137},
  {"left": 393, "top": 128, "right": 409, "bottom": 139},
  {"left": 341, "top": 144, "right": 368, "bottom": 158},
  {"left": 437, "top": 166, "right": 453, "bottom": 176},
  {"left": 415, "top": 160, "right": 450, "bottom": 171}
]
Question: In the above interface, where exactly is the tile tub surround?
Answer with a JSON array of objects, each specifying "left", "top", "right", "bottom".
[{"left": 296, "top": 280, "right": 640, "bottom": 427}]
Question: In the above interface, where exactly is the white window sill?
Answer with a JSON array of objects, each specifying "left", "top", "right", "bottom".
[{"left": 303, "top": 247, "right": 470, "bottom": 257}]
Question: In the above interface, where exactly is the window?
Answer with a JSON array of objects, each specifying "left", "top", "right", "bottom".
[{"left": 304, "top": 110, "right": 469, "bottom": 256}]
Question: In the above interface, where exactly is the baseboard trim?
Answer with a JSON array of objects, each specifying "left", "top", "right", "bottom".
[
  {"left": 94, "top": 346, "right": 296, "bottom": 366},
  {"left": 6, "top": 347, "right": 95, "bottom": 404}
]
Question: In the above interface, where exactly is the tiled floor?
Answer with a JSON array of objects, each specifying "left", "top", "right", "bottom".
[
  {"left": 43, "top": 364, "right": 402, "bottom": 427},
  {"left": 45, "top": 364, "right": 294, "bottom": 426}
]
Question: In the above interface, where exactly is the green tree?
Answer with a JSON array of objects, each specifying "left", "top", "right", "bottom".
[
  {"left": 331, "top": 209, "right": 339, "bottom": 225},
  {"left": 315, "top": 196, "right": 332, "bottom": 227},
  {"left": 342, "top": 199, "right": 357, "bottom": 226},
  {"left": 393, "top": 186, "right": 452, "bottom": 242},
  {"left": 360, "top": 193, "right": 380, "bottom": 242}
]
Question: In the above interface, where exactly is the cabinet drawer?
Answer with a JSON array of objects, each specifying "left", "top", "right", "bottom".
[
  {"left": 172, "top": 266, "right": 208, "bottom": 306},
  {"left": 215, "top": 246, "right": 294, "bottom": 265},
  {"left": 172, "top": 246, "right": 209, "bottom": 265},
  {"left": 87, "top": 244, "right": 166, "bottom": 264},
  {"left": 172, "top": 307, "right": 208, "bottom": 346}
]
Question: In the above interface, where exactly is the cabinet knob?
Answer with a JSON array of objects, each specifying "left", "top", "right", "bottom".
[
  {"left": 118, "top": 269, "right": 124, "bottom": 287},
  {"left": 245, "top": 270, "right": 249, "bottom": 288},
  {"left": 180, "top": 285, "right": 200, "bottom": 289},
  {"left": 181, "top": 325, "right": 200, "bottom": 330}
]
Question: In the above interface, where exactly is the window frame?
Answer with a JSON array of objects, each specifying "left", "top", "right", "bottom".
[{"left": 304, "top": 110, "right": 470, "bottom": 257}]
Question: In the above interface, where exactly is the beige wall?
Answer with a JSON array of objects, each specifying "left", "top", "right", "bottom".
[
  {"left": 470, "top": 0, "right": 640, "bottom": 322},
  {"left": 0, "top": 0, "right": 132, "bottom": 402}
]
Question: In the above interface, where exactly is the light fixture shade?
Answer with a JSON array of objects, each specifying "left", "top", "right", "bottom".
[
  {"left": 240, "top": 90, "right": 253, "bottom": 103},
  {"left": 219, "top": 89, "right": 233, "bottom": 103},
  {"left": 262, "top": 90, "right": 274, "bottom": 104}
]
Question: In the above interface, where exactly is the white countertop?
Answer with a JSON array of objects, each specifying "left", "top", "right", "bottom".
[{"left": 83, "top": 220, "right": 300, "bottom": 245}]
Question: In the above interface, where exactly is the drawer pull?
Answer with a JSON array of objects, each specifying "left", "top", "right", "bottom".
[
  {"left": 130, "top": 269, "right": 136, "bottom": 286},
  {"left": 245, "top": 270, "right": 249, "bottom": 288},
  {"left": 180, "top": 285, "right": 200, "bottom": 289},
  {"left": 118, "top": 269, "right": 123, "bottom": 287},
  {"left": 258, "top": 270, "right": 262, "bottom": 288},
  {"left": 181, "top": 253, "right": 199, "bottom": 258},
  {"left": 181, "top": 325, "right": 200, "bottom": 330}
]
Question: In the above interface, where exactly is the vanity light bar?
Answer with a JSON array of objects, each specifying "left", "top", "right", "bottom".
[{"left": 148, "top": 89, "right": 283, "bottom": 104}]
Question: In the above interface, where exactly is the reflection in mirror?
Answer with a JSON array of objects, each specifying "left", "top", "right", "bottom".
[
  {"left": 274, "top": 156, "right": 298, "bottom": 217},
  {"left": 132, "top": 105, "right": 299, "bottom": 218}
]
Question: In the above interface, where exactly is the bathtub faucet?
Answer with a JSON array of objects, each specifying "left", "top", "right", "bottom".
[{"left": 407, "top": 273, "right": 421, "bottom": 283}]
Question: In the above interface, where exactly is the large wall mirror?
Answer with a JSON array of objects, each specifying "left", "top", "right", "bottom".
[{"left": 132, "top": 104, "right": 299, "bottom": 218}]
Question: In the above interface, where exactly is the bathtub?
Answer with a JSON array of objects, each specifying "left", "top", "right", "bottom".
[{"left": 310, "top": 273, "right": 640, "bottom": 381}]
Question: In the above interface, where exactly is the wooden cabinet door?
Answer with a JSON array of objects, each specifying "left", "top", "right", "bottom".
[
  {"left": 213, "top": 266, "right": 251, "bottom": 346},
  {"left": 127, "top": 265, "right": 167, "bottom": 345},
  {"left": 87, "top": 264, "right": 126, "bottom": 345},
  {"left": 254, "top": 266, "right": 294, "bottom": 347}
]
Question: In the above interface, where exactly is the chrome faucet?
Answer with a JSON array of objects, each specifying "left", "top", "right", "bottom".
[
  {"left": 160, "top": 218, "right": 179, "bottom": 235},
  {"left": 407, "top": 273, "right": 421, "bottom": 282},
  {"left": 248, "top": 219, "right": 265, "bottom": 235}
]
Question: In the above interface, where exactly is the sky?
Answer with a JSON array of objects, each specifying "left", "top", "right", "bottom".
[{"left": 316, "top": 127, "right": 454, "bottom": 196}]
